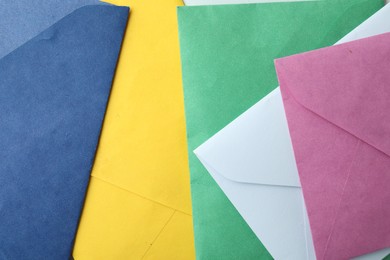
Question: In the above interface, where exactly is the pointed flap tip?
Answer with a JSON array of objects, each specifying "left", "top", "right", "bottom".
[{"left": 194, "top": 89, "right": 301, "bottom": 188}]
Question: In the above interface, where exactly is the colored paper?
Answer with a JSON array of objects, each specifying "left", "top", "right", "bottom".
[
  {"left": 353, "top": 249, "right": 390, "bottom": 260},
  {"left": 178, "top": 0, "right": 383, "bottom": 258},
  {"left": 195, "top": 4, "right": 390, "bottom": 260},
  {"left": 72, "top": 0, "right": 195, "bottom": 259},
  {"left": 276, "top": 32, "right": 390, "bottom": 260},
  {"left": 195, "top": 88, "right": 312, "bottom": 259},
  {"left": 184, "top": 0, "right": 304, "bottom": 6},
  {"left": 0, "top": 5, "right": 128, "bottom": 260},
  {"left": 0, "top": 0, "right": 104, "bottom": 59}
]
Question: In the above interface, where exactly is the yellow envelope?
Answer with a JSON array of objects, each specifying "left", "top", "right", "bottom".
[{"left": 72, "top": 0, "right": 195, "bottom": 259}]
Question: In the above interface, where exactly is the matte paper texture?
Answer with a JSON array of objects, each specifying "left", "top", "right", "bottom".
[
  {"left": 0, "top": 6, "right": 128, "bottom": 259},
  {"left": 194, "top": 88, "right": 313, "bottom": 259},
  {"left": 183, "top": 0, "right": 306, "bottom": 6},
  {"left": 194, "top": 5, "right": 390, "bottom": 260},
  {"left": 276, "top": 33, "right": 390, "bottom": 260},
  {"left": 177, "top": 0, "right": 383, "bottom": 258},
  {"left": 0, "top": 0, "right": 103, "bottom": 59},
  {"left": 73, "top": 0, "right": 195, "bottom": 259}
]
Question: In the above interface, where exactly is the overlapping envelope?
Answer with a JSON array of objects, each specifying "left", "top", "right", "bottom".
[
  {"left": 0, "top": 2, "right": 128, "bottom": 259},
  {"left": 276, "top": 31, "right": 390, "bottom": 260},
  {"left": 178, "top": 0, "right": 384, "bottom": 258},
  {"left": 73, "top": 0, "right": 195, "bottom": 259},
  {"left": 194, "top": 4, "right": 390, "bottom": 260}
]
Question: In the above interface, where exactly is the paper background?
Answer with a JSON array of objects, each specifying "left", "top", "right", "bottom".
[
  {"left": 73, "top": 1, "right": 195, "bottom": 259},
  {"left": 178, "top": 0, "right": 384, "bottom": 258}
]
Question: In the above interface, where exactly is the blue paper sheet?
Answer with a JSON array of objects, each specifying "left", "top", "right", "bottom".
[
  {"left": 0, "top": 5, "right": 128, "bottom": 260},
  {"left": 0, "top": 0, "right": 104, "bottom": 59}
]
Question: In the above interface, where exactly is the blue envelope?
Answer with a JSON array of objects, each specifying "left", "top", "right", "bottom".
[
  {"left": 0, "top": 4, "right": 128, "bottom": 260},
  {"left": 0, "top": 0, "right": 107, "bottom": 59}
]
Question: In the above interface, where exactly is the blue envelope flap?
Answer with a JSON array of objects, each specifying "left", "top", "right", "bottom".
[
  {"left": 0, "top": 5, "right": 128, "bottom": 260},
  {"left": 0, "top": 0, "right": 105, "bottom": 59}
]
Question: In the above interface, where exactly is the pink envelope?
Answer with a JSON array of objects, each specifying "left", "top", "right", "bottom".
[{"left": 275, "top": 32, "right": 390, "bottom": 260}]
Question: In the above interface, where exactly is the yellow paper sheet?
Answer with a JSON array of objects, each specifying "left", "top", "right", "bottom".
[{"left": 73, "top": 0, "right": 195, "bottom": 259}]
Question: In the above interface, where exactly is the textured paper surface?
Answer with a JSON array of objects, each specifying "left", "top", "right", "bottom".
[
  {"left": 195, "top": 4, "right": 390, "bottom": 260},
  {"left": 184, "top": 0, "right": 305, "bottom": 6},
  {"left": 178, "top": 0, "right": 383, "bottom": 258},
  {"left": 0, "top": 6, "right": 128, "bottom": 260},
  {"left": 276, "top": 33, "right": 390, "bottom": 260},
  {"left": 353, "top": 248, "right": 390, "bottom": 260},
  {"left": 195, "top": 88, "right": 315, "bottom": 259},
  {"left": 185, "top": 0, "right": 389, "bottom": 6},
  {"left": 0, "top": 0, "right": 104, "bottom": 59},
  {"left": 73, "top": 0, "right": 195, "bottom": 259}
]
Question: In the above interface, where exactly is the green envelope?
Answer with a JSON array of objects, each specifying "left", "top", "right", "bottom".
[{"left": 177, "top": 0, "right": 383, "bottom": 259}]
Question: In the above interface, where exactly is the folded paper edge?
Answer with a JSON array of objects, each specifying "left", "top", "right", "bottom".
[
  {"left": 0, "top": 5, "right": 130, "bottom": 64},
  {"left": 0, "top": 5, "right": 129, "bottom": 259},
  {"left": 275, "top": 34, "right": 390, "bottom": 160}
]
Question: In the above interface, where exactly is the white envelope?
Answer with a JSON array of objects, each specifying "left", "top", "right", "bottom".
[{"left": 195, "top": 4, "right": 390, "bottom": 260}]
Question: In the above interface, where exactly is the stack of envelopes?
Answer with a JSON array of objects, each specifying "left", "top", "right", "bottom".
[
  {"left": 1, "top": 0, "right": 196, "bottom": 259},
  {"left": 1, "top": 0, "right": 389, "bottom": 259},
  {"left": 179, "top": 0, "right": 390, "bottom": 259}
]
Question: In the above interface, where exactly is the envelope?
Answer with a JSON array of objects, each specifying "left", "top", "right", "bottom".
[
  {"left": 195, "top": 88, "right": 313, "bottom": 259},
  {"left": 276, "top": 32, "right": 390, "bottom": 260},
  {"left": 0, "top": 0, "right": 107, "bottom": 59},
  {"left": 177, "top": 0, "right": 384, "bottom": 258},
  {"left": 72, "top": 0, "right": 195, "bottom": 259},
  {"left": 0, "top": 5, "right": 128, "bottom": 260},
  {"left": 194, "top": 4, "right": 390, "bottom": 260}
]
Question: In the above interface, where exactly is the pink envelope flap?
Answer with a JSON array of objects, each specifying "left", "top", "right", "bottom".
[
  {"left": 275, "top": 32, "right": 390, "bottom": 259},
  {"left": 275, "top": 32, "right": 390, "bottom": 158}
]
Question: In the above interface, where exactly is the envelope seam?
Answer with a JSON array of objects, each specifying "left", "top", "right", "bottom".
[
  {"left": 140, "top": 210, "right": 177, "bottom": 260},
  {"left": 283, "top": 73, "right": 390, "bottom": 159},
  {"left": 90, "top": 175, "right": 192, "bottom": 216},
  {"left": 196, "top": 152, "right": 301, "bottom": 188},
  {"left": 322, "top": 140, "right": 361, "bottom": 260}
]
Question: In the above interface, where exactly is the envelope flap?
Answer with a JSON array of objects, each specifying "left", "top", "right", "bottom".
[
  {"left": 276, "top": 32, "right": 390, "bottom": 158},
  {"left": 195, "top": 89, "right": 301, "bottom": 188},
  {"left": 0, "top": 0, "right": 104, "bottom": 59},
  {"left": 0, "top": 5, "right": 128, "bottom": 259}
]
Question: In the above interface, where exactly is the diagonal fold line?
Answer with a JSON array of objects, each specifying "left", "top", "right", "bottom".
[
  {"left": 141, "top": 210, "right": 177, "bottom": 260},
  {"left": 322, "top": 140, "right": 361, "bottom": 260},
  {"left": 89, "top": 175, "right": 192, "bottom": 216}
]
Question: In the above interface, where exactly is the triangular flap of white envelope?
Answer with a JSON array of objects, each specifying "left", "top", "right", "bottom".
[
  {"left": 194, "top": 4, "right": 390, "bottom": 189},
  {"left": 194, "top": 4, "right": 390, "bottom": 260},
  {"left": 195, "top": 88, "right": 301, "bottom": 187}
]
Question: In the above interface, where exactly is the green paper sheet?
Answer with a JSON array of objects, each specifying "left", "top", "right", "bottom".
[{"left": 177, "top": 0, "right": 383, "bottom": 259}]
